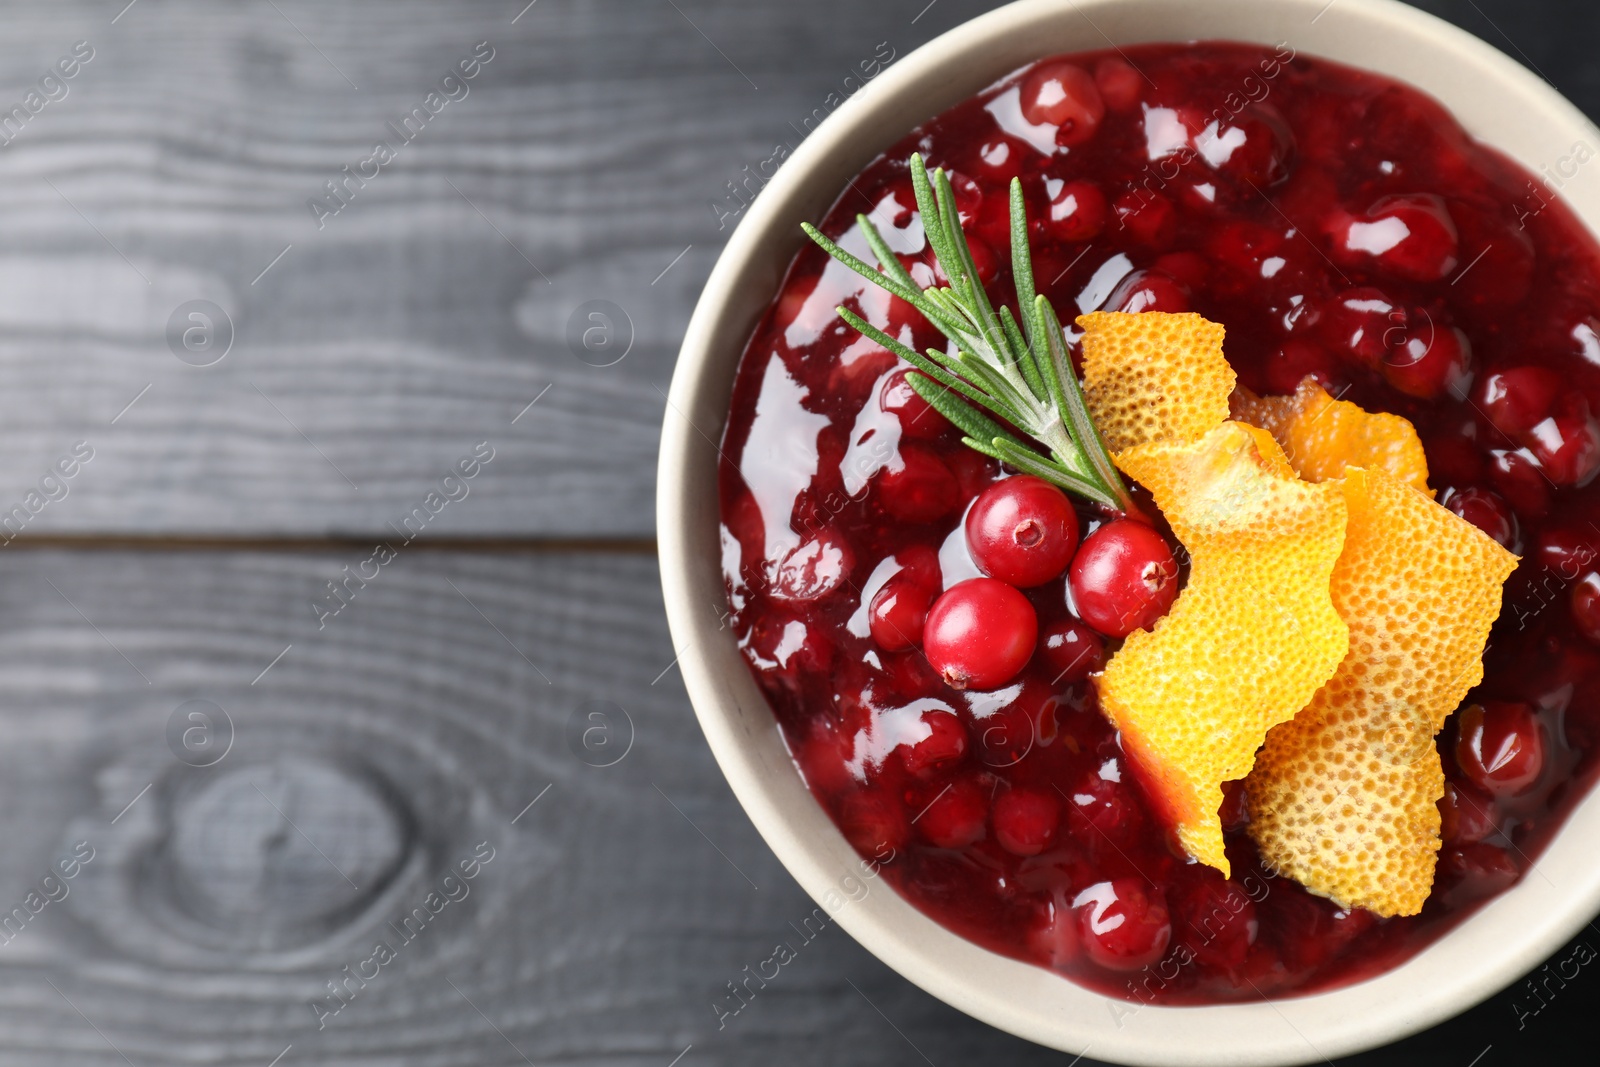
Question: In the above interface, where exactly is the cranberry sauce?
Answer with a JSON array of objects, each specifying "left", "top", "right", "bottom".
[{"left": 716, "top": 42, "right": 1600, "bottom": 1003}]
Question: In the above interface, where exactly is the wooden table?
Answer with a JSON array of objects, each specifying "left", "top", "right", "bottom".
[{"left": 0, "top": 1, "right": 1590, "bottom": 1063}]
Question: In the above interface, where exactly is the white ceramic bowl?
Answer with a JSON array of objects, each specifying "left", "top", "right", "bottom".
[{"left": 658, "top": 1, "right": 1600, "bottom": 1062}]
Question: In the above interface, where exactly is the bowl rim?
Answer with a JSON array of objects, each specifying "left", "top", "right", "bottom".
[{"left": 658, "top": 1, "right": 1600, "bottom": 1062}]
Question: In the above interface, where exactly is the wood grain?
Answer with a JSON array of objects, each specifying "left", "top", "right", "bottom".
[{"left": 0, "top": 0, "right": 1005, "bottom": 538}]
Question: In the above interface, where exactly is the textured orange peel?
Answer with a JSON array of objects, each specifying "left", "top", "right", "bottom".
[
  {"left": 1079, "top": 311, "right": 1236, "bottom": 453},
  {"left": 1099, "top": 421, "right": 1350, "bottom": 875},
  {"left": 1232, "top": 377, "right": 1432, "bottom": 494},
  {"left": 1246, "top": 467, "right": 1518, "bottom": 916}
]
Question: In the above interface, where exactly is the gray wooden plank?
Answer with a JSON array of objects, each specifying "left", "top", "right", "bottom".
[
  {"left": 0, "top": 0, "right": 998, "bottom": 538},
  {"left": 0, "top": 548, "right": 1079, "bottom": 1066}
]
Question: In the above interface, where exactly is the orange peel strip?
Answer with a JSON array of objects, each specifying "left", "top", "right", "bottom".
[
  {"left": 1232, "top": 377, "right": 1431, "bottom": 494},
  {"left": 1099, "top": 421, "right": 1350, "bottom": 875},
  {"left": 1079, "top": 311, "right": 1236, "bottom": 453},
  {"left": 1246, "top": 467, "right": 1517, "bottom": 916}
]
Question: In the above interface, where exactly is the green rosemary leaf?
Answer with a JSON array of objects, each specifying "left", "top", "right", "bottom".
[
  {"left": 908, "top": 155, "right": 962, "bottom": 271},
  {"left": 1041, "top": 298, "right": 1134, "bottom": 511},
  {"left": 804, "top": 152, "right": 1135, "bottom": 515},
  {"left": 1009, "top": 178, "right": 1038, "bottom": 350},
  {"left": 834, "top": 307, "right": 998, "bottom": 412},
  {"left": 800, "top": 223, "right": 923, "bottom": 307},
  {"left": 907, "top": 373, "right": 1031, "bottom": 452},
  {"left": 999, "top": 305, "right": 1046, "bottom": 401},
  {"left": 855, "top": 214, "right": 918, "bottom": 293},
  {"left": 990, "top": 437, "right": 1116, "bottom": 506}
]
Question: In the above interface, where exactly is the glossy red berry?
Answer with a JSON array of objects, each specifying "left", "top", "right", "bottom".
[
  {"left": 1326, "top": 193, "right": 1459, "bottom": 281},
  {"left": 1320, "top": 287, "right": 1404, "bottom": 368},
  {"left": 1045, "top": 178, "right": 1109, "bottom": 241},
  {"left": 1093, "top": 56, "right": 1142, "bottom": 111},
  {"left": 1108, "top": 269, "right": 1191, "bottom": 314},
  {"left": 1570, "top": 572, "right": 1600, "bottom": 643},
  {"left": 880, "top": 368, "right": 952, "bottom": 441},
  {"left": 875, "top": 445, "right": 959, "bottom": 522},
  {"left": 1069, "top": 520, "right": 1180, "bottom": 638},
  {"left": 839, "top": 790, "right": 908, "bottom": 855},
  {"left": 1113, "top": 191, "right": 1177, "bottom": 246},
  {"left": 924, "top": 578, "right": 1038, "bottom": 690},
  {"left": 1455, "top": 702, "right": 1545, "bottom": 797},
  {"left": 1262, "top": 338, "right": 1340, "bottom": 395},
  {"left": 868, "top": 573, "right": 937, "bottom": 651},
  {"left": 900, "top": 709, "right": 968, "bottom": 779},
  {"left": 1440, "top": 487, "right": 1519, "bottom": 552},
  {"left": 916, "top": 777, "right": 988, "bottom": 848},
  {"left": 1526, "top": 396, "right": 1600, "bottom": 487},
  {"left": 1487, "top": 448, "right": 1552, "bottom": 519},
  {"left": 1195, "top": 104, "right": 1295, "bottom": 187},
  {"left": 1067, "top": 763, "right": 1145, "bottom": 847},
  {"left": 1439, "top": 779, "right": 1498, "bottom": 845},
  {"left": 992, "top": 788, "right": 1059, "bottom": 856},
  {"left": 965, "top": 476, "right": 1081, "bottom": 587},
  {"left": 1074, "top": 879, "right": 1172, "bottom": 971},
  {"left": 1477, "top": 366, "right": 1561, "bottom": 438},
  {"left": 1020, "top": 60, "right": 1105, "bottom": 143},
  {"left": 1382, "top": 323, "right": 1471, "bottom": 400},
  {"left": 1539, "top": 526, "right": 1600, "bottom": 577},
  {"left": 1039, "top": 619, "right": 1106, "bottom": 683}
]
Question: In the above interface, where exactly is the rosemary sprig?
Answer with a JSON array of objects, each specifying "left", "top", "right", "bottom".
[{"left": 802, "top": 153, "right": 1135, "bottom": 514}]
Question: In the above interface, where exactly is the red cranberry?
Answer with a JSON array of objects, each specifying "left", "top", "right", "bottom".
[
  {"left": 966, "top": 476, "right": 1081, "bottom": 587},
  {"left": 1073, "top": 879, "right": 1172, "bottom": 971},
  {"left": 924, "top": 578, "right": 1038, "bottom": 690},
  {"left": 892, "top": 543, "right": 943, "bottom": 588},
  {"left": 1436, "top": 843, "right": 1519, "bottom": 905},
  {"left": 868, "top": 573, "right": 937, "bottom": 652},
  {"left": 1094, "top": 56, "right": 1142, "bottom": 111},
  {"left": 1262, "top": 338, "right": 1340, "bottom": 395},
  {"left": 1170, "top": 872, "right": 1258, "bottom": 968},
  {"left": 1326, "top": 193, "right": 1459, "bottom": 281},
  {"left": 1044, "top": 178, "right": 1108, "bottom": 241},
  {"left": 1020, "top": 60, "right": 1105, "bottom": 144},
  {"left": 993, "top": 788, "right": 1060, "bottom": 856},
  {"left": 916, "top": 777, "right": 988, "bottom": 848},
  {"left": 1218, "top": 779, "right": 1248, "bottom": 832},
  {"left": 771, "top": 533, "right": 855, "bottom": 603},
  {"left": 900, "top": 709, "right": 969, "bottom": 779},
  {"left": 1195, "top": 104, "right": 1294, "bottom": 188},
  {"left": 839, "top": 790, "right": 908, "bottom": 855},
  {"left": 1570, "top": 572, "right": 1600, "bottom": 643},
  {"left": 1477, "top": 366, "right": 1561, "bottom": 439},
  {"left": 1440, "top": 487, "right": 1520, "bottom": 552},
  {"left": 1487, "top": 449, "right": 1552, "bottom": 519},
  {"left": 1069, "top": 520, "right": 1180, "bottom": 638},
  {"left": 745, "top": 611, "right": 834, "bottom": 680},
  {"left": 1039, "top": 619, "right": 1106, "bottom": 683},
  {"left": 1320, "top": 287, "right": 1404, "bottom": 368},
  {"left": 1539, "top": 526, "right": 1600, "bottom": 578},
  {"left": 1455, "top": 702, "right": 1545, "bottom": 797},
  {"left": 875, "top": 445, "right": 959, "bottom": 522},
  {"left": 1382, "top": 322, "right": 1471, "bottom": 400},
  {"left": 1113, "top": 191, "right": 1177, "bottom": 246},
  {"left": 1108, "top": 270, "right": 1191, "bottom": 314},
  {"left": 1068, "top": 763, "right": 1145, "bottom": 847},
  {"left": 1152, "top": 252, "right": 1209, "bottom": 291},
  {"left": 880, "top": 368, "right": 952, "bottom": 441},
  {"left": 976, "top": 136, "right": 1025, "bottom": 181},
  {"left": 1439, "top": 779, "right": 1499, "bottom": 845},
  {"left": 1526, "top": 396, "right": 1600, "bottom": 487},
  {"left": 968, "top": 679, "right": 1058, "bottom": 768}
]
